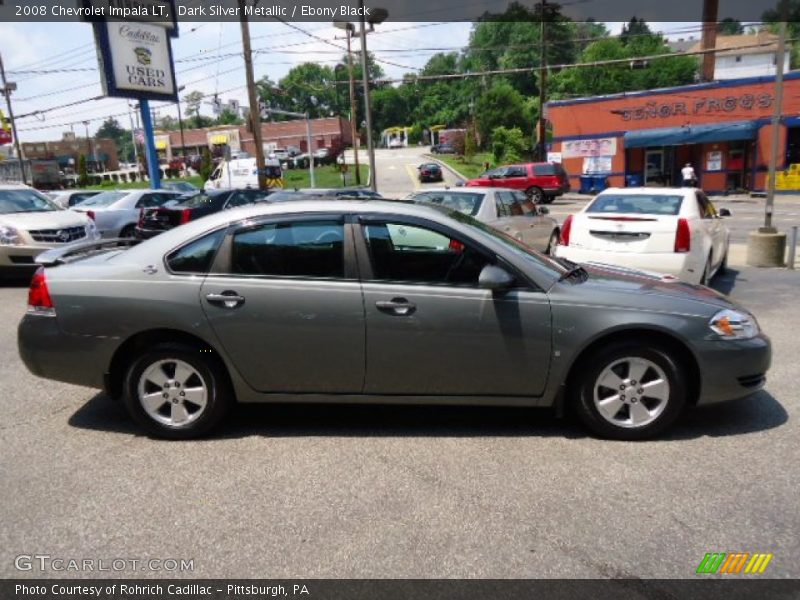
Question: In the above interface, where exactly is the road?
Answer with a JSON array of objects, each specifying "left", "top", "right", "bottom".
[{"left": 0, "top": 250, "right": 798, "bottom": 578}]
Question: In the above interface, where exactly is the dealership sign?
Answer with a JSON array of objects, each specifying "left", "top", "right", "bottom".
[
  {"left": 81, "top": 0, "right": 178, "bottom": 33},
  {"left": 95, "top": 20, "right": 178, "bottom": 101}
]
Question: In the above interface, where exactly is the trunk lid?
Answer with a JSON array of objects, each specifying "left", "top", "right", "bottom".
[{"left": 569, "top": 212, "right": 679, "bottom": 254}]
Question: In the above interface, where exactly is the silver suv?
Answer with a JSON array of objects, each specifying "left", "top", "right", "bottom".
[{"left": 0, "top": 184, "right": 99, "bottom": 276}]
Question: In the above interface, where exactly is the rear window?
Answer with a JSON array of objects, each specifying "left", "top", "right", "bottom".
[
  {"left": 533, "top": 164, "right": 565, "bottom": 176},
  {"left": 78, "top": 191, "right": 127, "bottom": 207},
  {"left": 411, "top": 191, "right": 484, "bottom": 216},
  {"left": 179, "top": 192, "right": 222, "bottom": 208},
  {"left": 587, "top": 193, "right": 684, "bottom": 216}
]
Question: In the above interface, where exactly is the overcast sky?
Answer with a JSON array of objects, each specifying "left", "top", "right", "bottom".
[{"left": 2, "top": 20, "right": 704, "bottom": 142}]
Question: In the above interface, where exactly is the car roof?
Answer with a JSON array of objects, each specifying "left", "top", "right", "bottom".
[
  {"left": 0, "top": 183, "right": 34, "bottom": 191},
  {"left": 597, "top": 187, "right": 694, "bottom": 196},
  {"left": 412, "top": 187, "right": 496, "bottom": 194}
]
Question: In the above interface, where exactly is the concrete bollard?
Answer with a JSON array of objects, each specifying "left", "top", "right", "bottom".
[
  {"left": 788, "top": 226, "right": 798, "bottom": 270},
  {"left": 746, "top": 229, "right": 787, "bottom": 267}
]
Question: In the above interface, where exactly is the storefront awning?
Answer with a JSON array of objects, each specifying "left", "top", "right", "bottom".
[{"left": 624, "top": 121, "right": 759, "bottom": 148}]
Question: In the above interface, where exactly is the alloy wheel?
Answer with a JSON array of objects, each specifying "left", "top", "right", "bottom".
[
  {"left": 137, "top": 359, "right": 208, "bottom": 427},
  {"left": 592, "top": 357, "right": 670, "bottom": 429}
]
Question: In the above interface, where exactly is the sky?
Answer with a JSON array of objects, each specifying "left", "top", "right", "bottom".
[{"left": 2, "top": 20, "right": 703, "bottom": 142}]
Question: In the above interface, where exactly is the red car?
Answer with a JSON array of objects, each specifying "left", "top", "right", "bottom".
[{"left": 466, "top": 162, "right": 570, "bottom": 204}]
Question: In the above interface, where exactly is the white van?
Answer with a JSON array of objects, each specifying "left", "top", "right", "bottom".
[{"left": 204, "top": 158, "right": 283, "bottom": 191}]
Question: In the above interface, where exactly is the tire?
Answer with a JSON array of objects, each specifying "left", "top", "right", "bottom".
[
  {"left": 699, "top": 253, "right": 713, "bottom": 285},
  {"left": 122, "top": 343, "right": 233, "bottom": 439},
  {"left": 541, "top": 195, "right": 555, "bottom": 205},
  {"left": 526, "top": 186, "right": 544, "bottom": 203},
  {"left": 571, "top": 341, "right": 687, "bottom": 440},
  {"left": 119, "top": 225, "right": 136, "bottom": 238},
  {"left": 546, "top": 229, "right": 560, "bottom": 255}
]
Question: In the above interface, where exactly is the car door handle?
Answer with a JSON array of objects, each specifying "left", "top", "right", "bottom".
[
  {"left": 205, "top": 291, "right": 246, "bottom": 308},
  {"left": 375, "top": 298, "right": 416, "bottom": 316}
]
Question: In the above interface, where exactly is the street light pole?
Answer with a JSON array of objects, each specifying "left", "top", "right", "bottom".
[
  {"left": 176, "top": 85, "right": 187, "bottom": 175},
  {"left": 764, "top": 16, "right": 787, "bottom": 231},
  {"left": 345, "top": 28, "right": 362, "bottom": 185},
  {"left": 0, "top": 52, "right": 26, "bottom": 185},
  {"left": 537, "top": 0, "right": 548, "bottom": 162},
  {"left": 358, "top": 2, "right": 377, "bottom": 192},
  {"left": 239, "top": 0, "right": 267, "bottom": 189}
]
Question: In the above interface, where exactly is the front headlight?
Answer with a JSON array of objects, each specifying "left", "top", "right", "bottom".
[
  {"left": 709, "top": 309, "right": 759, "bottom": 340},
  {"left": 0, "top": 225, "right": 23, "bottom": 246},
  {"left": 85, "top": 219, "right": 100, "bottom": 240}
]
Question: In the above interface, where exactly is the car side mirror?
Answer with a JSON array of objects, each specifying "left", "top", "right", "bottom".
[
  {"left": 719, "top": 208, "right": 731, "bottom": 217},
  {"left": 479, "top": 265, "right": 515, "bottom": 291}
]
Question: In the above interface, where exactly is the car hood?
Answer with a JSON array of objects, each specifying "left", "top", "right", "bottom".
[
  {"left": 565, "top": 261, "right": 738, "bottom": 313},
  {"left": 0, "top": 210, "right": 89, "bottom": 230}
]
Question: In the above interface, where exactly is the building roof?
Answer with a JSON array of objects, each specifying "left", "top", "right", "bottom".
[
  {"left": 667, "top": 38, "right": 698, "bottom": 53},
  {"left": 689, "top": 31, "right": 782, "bottom": 57}
]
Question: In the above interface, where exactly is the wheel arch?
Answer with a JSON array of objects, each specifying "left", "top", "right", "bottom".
[
  {"left": 559, "top": 326, "right": 701, "bottom": 411},
  {"left": 105, "top": 328, "right": 234, "bottom": 401}
]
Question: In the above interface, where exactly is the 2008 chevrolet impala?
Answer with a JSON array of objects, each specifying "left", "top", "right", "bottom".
[{"left": 18, "top": 200, "right": 771, "bottom": 440}]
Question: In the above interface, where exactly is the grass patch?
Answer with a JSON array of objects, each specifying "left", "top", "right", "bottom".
[
  {"left": 433, "top": 152, "right": 496, "bottom": 180},
  {"left": 282, "top": 164, "right": 370, "bottom": 189},
  {"left": 85, "top": 175, "right": 204, "bottom": 191}
]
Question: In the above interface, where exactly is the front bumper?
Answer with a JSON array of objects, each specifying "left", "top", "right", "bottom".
[
  {"left": 693, "top": 333, "right": 772, "bottom": 405},
  {"left": 0, "top": 245, "right": 50, "bottom": 269},
  {"left": 18, "top": 314, "right": 118, "bottom": 390}
]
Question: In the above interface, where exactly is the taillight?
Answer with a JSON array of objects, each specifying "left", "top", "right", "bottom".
[
  {"left": 27, "top": 267, "right": 55, "bottom": 316},
  {"left": 674, "top": 218, "right": 691, "bottom": 253},
  {"left": 137, "top": 208, "right": 145, "bottom": 228},
  {"left": 179, "top": 208, "right": 192, "bottom": 224},
  {"left": 560, "top": 215, "right": 573, "bottom": 246},
  {"left": 87, "top": 210, "right": 95, "bottom": 221}
]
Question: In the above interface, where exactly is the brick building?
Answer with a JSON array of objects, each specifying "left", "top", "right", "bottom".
[
  {"left": 21, "top": 132, "right": 119, "bottom": 172},
  {"left": 157, "top": 117, "right": 353, "bottom": 161},
  {"left": 546, "top": 72, "right": 800, "bottom": 193}
]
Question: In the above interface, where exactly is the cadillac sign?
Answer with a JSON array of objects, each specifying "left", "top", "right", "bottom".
[{"left": 95, "top": 20, "right": 178, "bottom": 101}]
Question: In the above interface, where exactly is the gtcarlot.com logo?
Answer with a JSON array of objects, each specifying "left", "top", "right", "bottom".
[
  {"left": 696, "top": 552, "right": 773, "bottom": 574},
  {"left": 14, "top": 554, "right": 195, "bottom": 573}
]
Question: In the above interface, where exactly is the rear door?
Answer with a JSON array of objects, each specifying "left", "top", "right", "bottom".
[
  {"left": 200, "top": 215, "right": 365, "bottom": 393},
  {"left": 695, "top": 191, "right": 724, "bottom": 266}
]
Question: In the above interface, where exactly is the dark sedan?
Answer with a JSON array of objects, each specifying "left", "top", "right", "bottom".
[
  {"left": 418, "top": 163, "right": 444, "bottom": 183},
  {"left": 135, "top": 188, "right": 271, "bottom": 239}
]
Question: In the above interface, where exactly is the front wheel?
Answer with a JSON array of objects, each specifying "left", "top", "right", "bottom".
[
  {"left": 122, "top": 343, "right": 232, "bottom": 439},
  {"left": 571, "top": 342, "right": 687, "bottom": 440},
  {"left": 526, "top": 186, "right": 544, "bottom": 203}
]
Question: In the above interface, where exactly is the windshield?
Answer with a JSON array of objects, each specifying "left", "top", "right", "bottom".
[
  {"left": 411, "top": 191, "right": 484, "bottom": 216},
  {"left": 0, "top": 188, "right": 61, "bottom": 214},
  {"left": 587, "top": 193, "right": 684, "bottom": 216},
  {"left": 77, "top": 191, "right": 127, "bottom": 207},
  {"left": 445, "top": 210, "right": 568, "bottom": 276}
]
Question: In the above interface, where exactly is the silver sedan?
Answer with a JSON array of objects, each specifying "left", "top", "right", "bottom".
[
  {"left": 71, "top": 189, "right": 185, "bottom": 238},
  {"left": 407, "top": 187, "right": 561, "bottom": 253}
]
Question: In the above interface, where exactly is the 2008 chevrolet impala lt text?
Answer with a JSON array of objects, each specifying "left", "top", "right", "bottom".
[{"left": 17, "top": 200, "right": 771, "bottom": 440}]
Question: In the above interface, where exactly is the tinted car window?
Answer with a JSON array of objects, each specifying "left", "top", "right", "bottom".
[
  {"left": 166, "top": 229, "right": 225, "bottom": 274},
  {"left": 505, "top": 166, "right": 527, "bottom": 178},
  {"left": 533, "top": 164, "right": 557, "bottom": 176},
  {"left": 179, "top": 192, "right": 223, "bottom": 208},
  {"left": 136, "top": 193, "right": 177, "bottom": 208},
  {"left": 364, "top": 222, "right": 490, "bottom": 286},
  {"left": 231, "top": 220, "right": 344, "bottom": 278},
  {"left": 224, "top": 192, "right": 253, "bottom": 209},
  {"left": 587, "top": 193, "right": 684, "bottom": 216}
]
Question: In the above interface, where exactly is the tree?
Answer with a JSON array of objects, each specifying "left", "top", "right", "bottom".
[
  {"left": 156, "top": 115, "right": 177, "bottom": 130},
  {"left": 96, "top": 117, "right": 135, "bottom": 164},
  {"left": 717, "top": 18, "right": 745, "bottom": 35},
  {"left": 183, "top": 91, "right": 208, "bottom": 128},
  {"left": 198, "top": 147, "right": 213, "bottom": 184},
  {"left": 619, "top": 17, "right": 652, "bottom": 45},
  {"left": 762, "top": 1, "right": 800, "bottom": 68},
  {"left": 216, "top": 108, "right": 242, "bottom": 126},
  {"left": 491, "top": 126, "right": 527, "bottom": 164},
  {"left": 279, "top": 62, "right": 338, "bottom": 118},
  {"left": 475, "top": 82, "right": 528, "bottom": 146},
  {"left": 77, "top": 154, "right": 88, "bottom": 187}
]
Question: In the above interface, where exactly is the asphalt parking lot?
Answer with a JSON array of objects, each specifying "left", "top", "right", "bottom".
[{"left": 1, "top": 218, "right": 799, "bottom": 579}]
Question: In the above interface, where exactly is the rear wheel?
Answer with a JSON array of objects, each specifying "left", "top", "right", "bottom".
[
  {"left": 122, "top": 343, "right": 232, "bottom": 439},
  {"left": 119, "top": 224, "right": 136, "bottom": 238},
  {"left": 526, "top": 186, "right": 544, "bottom": 203},
  {"left": 571, "top": 342, "right": 687, "bottom": 440}
]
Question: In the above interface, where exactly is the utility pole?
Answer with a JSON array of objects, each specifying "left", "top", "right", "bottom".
[
  {"left": 537, "top": 0, "right": 548, "bottom": 162},
  {"left": 127, "top": 102, "right": 139, "bottom": 167},
  {"left": 700, "top": 0, "right": 719, "bottom": 82},
  {"left": 358, "top": 2, "right": 377, "bottom": 192},
  {"left": 176, "top": 86, "right": 187, "bottom": 175},
  {"left": 345, "top": 28, "right": 361, "bottom": 185},
  {"left": 239, "top": 0, "right": 267, "bottom": 189},
  {"left": 0, "top": 52, "right": 26, "bottom": 185}
]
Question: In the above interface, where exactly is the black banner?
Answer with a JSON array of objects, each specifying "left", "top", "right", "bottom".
[{"left": 3, "top": 579, "right": 800, "bottom": 600}]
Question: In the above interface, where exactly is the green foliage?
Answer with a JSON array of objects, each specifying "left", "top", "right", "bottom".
[
  {"left": 96, "top": 117, "right": 135, "bottom": 163},
  {"left": 491, "top": 126, "right": 527, "bottom": 164},
  {"left": 278, "top": 62, "right": 339, "bottom": 118},
  {"left": 407, "top": 124, "right": 423, "bottom": 145},
  {"left": 717, "top": 18, "right": 745, "bottom": 35},
  {"left": 464, "top": 126, "right": 478, "bottom": 160},
  {"left": 475, "top": 83, "right": 528, "bottom": 147},
  {"left": 216, "top": 109, "right": 242, "bottom": 126},
  {"left": 77, "top": 154, "right": 88, "bottom": 187},
  {"left": 183, "top": 91, "right": 204, "bottom": 119},
  {"left": 198, "top": 147, "right": 212, "bottom": 184}
]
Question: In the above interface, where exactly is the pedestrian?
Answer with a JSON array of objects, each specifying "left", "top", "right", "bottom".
[{"left": 681, "top": 162, "right": 697, "bottom": 187}]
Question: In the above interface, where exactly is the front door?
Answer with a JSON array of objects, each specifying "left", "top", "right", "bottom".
[
  {"left": 645, "top": 149, "right": 664, "bottom": 185},
  {"left": 356, "top": 216, "right": 552, "bottom": 397},
  {"left": 201, "top": 215, "right": 365, "bottom": 393}
]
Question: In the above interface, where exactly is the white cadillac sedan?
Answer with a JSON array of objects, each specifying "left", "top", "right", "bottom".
[
  {"left": 555, "top": 187, "right": 730, "bottom": 284},
  {"left": 71, "top": 189, "right": 184, "bottom": 238}
]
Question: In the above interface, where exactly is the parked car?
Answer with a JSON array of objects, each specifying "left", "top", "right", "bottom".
[
  {"left": 555, "top": 187, "right": 731, "bottom": 285},
  {"left": 19, "top": 199, "right": 770, "bottom": 440},
  {"left": 46, "top": 189, "right": 102, "bottom": 208},
  {"left": 162, "top": 181, "right": 200, "bottom": 194},
  {"left": 273, "top": 188, "right": 383, "bottom": 200},
  {"left": 418, "top": 162, "right": 444, "bottom": 183},
  {"left": 71, "top": 189, "right": 184, "bottom": 238},
  {"left": 0, "top": 184, "right": 98, "bottom": 275},
  {"left": 466, "top": 162, "right": 570, "bottom": 204},
  {"left": 136, "top": 188, "right": 271, "bottom": 239},
  {"left": 430, "top": 143, "right": 455, "bottom": 154},
  {"left": 388, "top": 138, "right": 404, "bottom": 149},
  {"left": 408, "top": 187, "right": 560, "bottom": 254}
]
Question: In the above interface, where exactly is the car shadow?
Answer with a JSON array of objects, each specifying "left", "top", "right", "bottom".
[
  {"left": 69, "top": 390, "right": 787, "bottom": 442},
  {"left": 710, "top": 266, "right": 740, "bottom": 295}
]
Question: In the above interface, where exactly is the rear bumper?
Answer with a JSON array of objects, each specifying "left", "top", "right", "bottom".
[
  {"left": 693, "top": 334, "right": 772, "bottom": 405},
  {"left": 18, "top": 314, "right": 116, "bottom": 390},
  {"left": 134, "top": 227, "right": 166, "bottom": 240},
  {"left": 542, "top": 185, "right": 568, "bottom": 196},
  {"left": 555, "top": 246, "right": 694, "bottom": 280}
]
